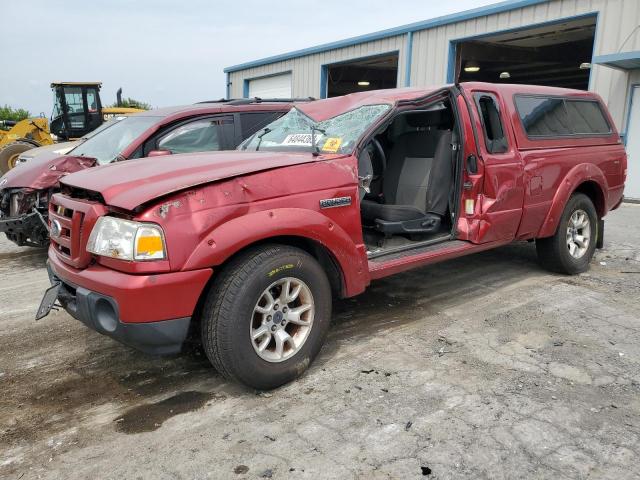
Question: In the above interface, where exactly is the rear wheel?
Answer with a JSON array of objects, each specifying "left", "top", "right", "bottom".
[
  {"left": 0, "top": 141, "right": 36, "bottom": 174},
  {"left": 201, "top": 244, "right": 332, "bottom": 390},
  {"left": 536, "top": 193, "right": 598, "bottom": 274}
]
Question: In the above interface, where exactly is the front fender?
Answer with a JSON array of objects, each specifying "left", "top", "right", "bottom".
[
  {"left": 182, "top": 208, "right": 369, "bottom": 297},
  {"left": 537, "top": 163, "right": 607, "bottom": 238}
]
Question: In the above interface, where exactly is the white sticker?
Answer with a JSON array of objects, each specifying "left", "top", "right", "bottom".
[{"left": 282, "top": 133, "right": 315, "bottom": 146}]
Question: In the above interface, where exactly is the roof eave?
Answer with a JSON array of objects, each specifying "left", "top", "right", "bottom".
[{"left": 223, "top": 0, "right": 551, "bottom": 73}]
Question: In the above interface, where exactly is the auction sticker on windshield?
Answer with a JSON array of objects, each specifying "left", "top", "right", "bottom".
[
  {"left": 322, "top": 138, "right": 342, "bottom": 153},
  {"left": 282, "top": 133, "right": 315, "bottom": 146}
]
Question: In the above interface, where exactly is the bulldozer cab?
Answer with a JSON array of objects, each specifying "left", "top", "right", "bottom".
[{"left": 49, "top": 82, "right": 104, "bottom": 140}]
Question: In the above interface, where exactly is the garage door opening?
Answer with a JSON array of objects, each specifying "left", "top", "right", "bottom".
[
  {"left": 453, "top": 16, "right": 596, "bottom": 90},
  {"left": 247, "top": 72, "right": 292, "bottom": 98},
  {"left": 325, "top": 53, "right": 398, "bottom": 98}
]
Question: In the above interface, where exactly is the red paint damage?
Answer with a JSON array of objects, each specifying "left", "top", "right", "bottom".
[
  {"left": 61, "top": 150, "right": 345, "bottom": 211},
  {"left": 2, "top": 155, "right": 96, "bottom": 190}
]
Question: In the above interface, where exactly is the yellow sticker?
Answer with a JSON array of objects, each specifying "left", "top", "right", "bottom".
[
  {"left": 322, "top": 137, "right": 342, "bottom": 153},
  {"left": 268, "top": 263, "right": 294, "bottom": 277}
]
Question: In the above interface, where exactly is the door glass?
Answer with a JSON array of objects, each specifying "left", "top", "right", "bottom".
[
  {"left": 86, "top": 90, "right": 98, "bottom": 112},
  {"left": 157, "top": 119, "right": 224, "bottom": 154},
  {"left": 240, "top": 112, "right": 283, "bottom": 138},
  {"left": 63, "top": 86, "right": 85, "bottom": 130},
  {"left": 475, "top": 94, "right": 508, "bottom": 153},
  {"left": 85, "top": 87, "right": 101, "bottom": 132}
]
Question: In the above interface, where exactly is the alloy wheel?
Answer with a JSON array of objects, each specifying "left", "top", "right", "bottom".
[
  {"left": 250, "top": 277, "right": 315, "bottom": 362},
  {"left": 566, "top": 209, "right": 591, "bottom": 259}
]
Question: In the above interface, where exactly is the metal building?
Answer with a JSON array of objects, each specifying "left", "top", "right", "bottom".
[{"left": 224, "top": 0, "right": 640, "bottom": 199}]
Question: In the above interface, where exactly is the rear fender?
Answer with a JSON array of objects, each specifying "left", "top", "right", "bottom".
[
  {"left": 537, "top": 164, "right": 607, "bottom": 238},
  {"left": 182, "top": 208, "right": 369, "bottom": 297}
]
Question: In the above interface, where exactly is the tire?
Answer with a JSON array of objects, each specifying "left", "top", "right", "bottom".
[
  {"left": 536, "top": 193, "right": 598, "bottom": 274},
  {"left": 0, "top": 141, "right": 36, "bottom": 174},
  {"left": 201, "top": 244, "right": 332, "bottom": 390}
]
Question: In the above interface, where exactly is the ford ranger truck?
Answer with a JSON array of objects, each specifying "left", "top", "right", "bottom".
[{"left": 39, "top": 83, "right": 627, "bottom": 390}]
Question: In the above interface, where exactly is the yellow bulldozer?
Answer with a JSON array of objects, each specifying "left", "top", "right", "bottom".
[{"left": 0, "top": 82, "right": 143, "bottom": 173}]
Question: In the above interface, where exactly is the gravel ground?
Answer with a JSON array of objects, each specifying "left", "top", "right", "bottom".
[{"left": 1, "top": 204, "right": 639, "bottom": 480}]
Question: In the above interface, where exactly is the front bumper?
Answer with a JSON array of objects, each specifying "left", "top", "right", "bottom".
[
  {"left": 0, "top": 210, "right": 48, "bottom": 246},
  {"left": 47, "top": 249, "right": 213, "bottom": 355}
]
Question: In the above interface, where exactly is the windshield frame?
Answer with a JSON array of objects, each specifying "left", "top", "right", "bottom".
[{"left": 239, "top": 103, "right": 393, "bottom": 155}]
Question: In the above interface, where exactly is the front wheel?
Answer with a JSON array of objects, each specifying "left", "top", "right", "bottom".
[
  {"left": 201, "top": 244, "right": 332, "bottom": 390},
  {"left": 536, "top": 193, "right": 598, "bottom": 274},
  {"left": 0, "top": 141, "right": 36, "bottom": 174}
]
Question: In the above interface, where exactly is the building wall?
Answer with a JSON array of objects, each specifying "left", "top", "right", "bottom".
[
  {"left": 411, "top": 0, "right": 640, "bottom": 129},
  {"left": 228, "top": 35, "right": 408, "bottom": 100},
  {"left": 228, "top": 0, "right": 640, "bottom": 130}
]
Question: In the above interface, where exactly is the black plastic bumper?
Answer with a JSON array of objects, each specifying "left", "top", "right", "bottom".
[
  {"left": 0, "top": 210, "right": 41, "bottom": 232},
  {"left": 47, "top": 262, "right": 191, "bottom": 355},
  {"left": 0, "top": 211, "right": 48, "bottom": 247}
]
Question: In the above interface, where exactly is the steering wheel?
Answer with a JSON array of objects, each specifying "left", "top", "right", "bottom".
[{"left": 369, "top": 138, "right": 387, "bottom": 177}]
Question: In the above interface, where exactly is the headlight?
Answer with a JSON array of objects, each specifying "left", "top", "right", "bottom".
[{"left": 87, "top": 217, "right": 166, "bottom": 261}]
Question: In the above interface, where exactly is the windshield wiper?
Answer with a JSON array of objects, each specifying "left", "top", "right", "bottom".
[
  {"left": 310, "top": 126, "right": 326, "bottom": 156},
  {"left": 255, "top": 127, "right": 272, "bottom": 151}
]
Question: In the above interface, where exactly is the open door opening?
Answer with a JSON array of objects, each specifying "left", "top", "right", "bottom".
[
  {"left": 358, "top": 98, "right": 461, "bottom": 257},
  {"left": 453, "top": 16, "right": 596, "bottom": 89},
  {"left": 326, "top": 54, "right": 398, "bottom": 98}
]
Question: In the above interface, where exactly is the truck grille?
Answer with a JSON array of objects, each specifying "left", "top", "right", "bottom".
[{"left": 49, "top": 193, "right": 107, "bottom": 269}]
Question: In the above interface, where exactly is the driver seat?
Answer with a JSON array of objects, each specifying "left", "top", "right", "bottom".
[{"left": 361, "top": 130, "right": 453, "bottom": 235}]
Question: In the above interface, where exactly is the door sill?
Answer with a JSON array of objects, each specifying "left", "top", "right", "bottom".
[
  {"left": 366, "top": 233, "right": 452, "bottom": 260},
  {"left": 368, "top": 238, "right": 510, "bottom": 280}
]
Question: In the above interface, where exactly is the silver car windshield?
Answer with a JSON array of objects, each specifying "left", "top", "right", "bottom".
[
  {"left": 70, "top": 116, "right": 159, "bottom": 164},
  {"left": 240, "top": 104, "right": 391, "bottom": 155}
]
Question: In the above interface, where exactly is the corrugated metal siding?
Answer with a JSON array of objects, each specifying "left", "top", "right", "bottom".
[
  {"left": 410, "top": 0, "right": 640, "bottom": 127},
  {"left": 229, "top": 0, "right": 640, "bottom": 128},
  {"left": 229, "top": 35, "right": 407, "bottom": 100}
]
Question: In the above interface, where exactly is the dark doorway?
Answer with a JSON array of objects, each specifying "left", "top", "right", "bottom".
[
  {"left": 326, "top": 54, "right": 398, "bottom": 98},
  {"left": 454, "top": 16, "right": 596, "bottom": 90}
]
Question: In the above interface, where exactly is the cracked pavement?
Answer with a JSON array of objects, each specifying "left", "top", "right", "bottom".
[{"left": 1, "top": 204, "right": 639, "bottom": 479}]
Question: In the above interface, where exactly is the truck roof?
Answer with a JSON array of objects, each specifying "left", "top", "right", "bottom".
[
  {"left": 133, "top": 100, "right": 306, "bottom": 120},
  {"left": 298, "top": 82, "right": 603, "bottom": 121}
]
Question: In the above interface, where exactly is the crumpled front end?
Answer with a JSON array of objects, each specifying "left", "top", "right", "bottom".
[{"left": 0, "top": 188, "right": 50, "bottom": 247}]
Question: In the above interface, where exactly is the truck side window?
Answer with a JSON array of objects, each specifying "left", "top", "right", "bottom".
[{"left": 475, "top": 94, "right": 508, "bottom": 154}]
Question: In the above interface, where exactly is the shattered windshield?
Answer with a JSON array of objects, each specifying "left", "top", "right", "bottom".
[
  {"left": 240, "top": 104, "right": 391, "bottom": 154},
  {"left": 69, "top": 116, "right": 159, "bottom": 164}
]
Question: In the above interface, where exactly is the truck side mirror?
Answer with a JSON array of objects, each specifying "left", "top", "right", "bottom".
[
  {"left": 148, "top": 149, "right": 172, "bottom": 157},
  {"left": 467, "top": 154, "right": 478, "bottom": 174}
]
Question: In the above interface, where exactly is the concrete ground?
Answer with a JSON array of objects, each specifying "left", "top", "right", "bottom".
[{"left": 1, "top": 204, "right": 639, "bottom": 480}]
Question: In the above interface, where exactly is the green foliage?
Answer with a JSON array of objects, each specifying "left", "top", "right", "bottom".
[
  {"left": 0, "top": 105, "right": 31, "bottom": 122},
  {"left": 108, "top": 97, "right": 151, "bottom": 110}
]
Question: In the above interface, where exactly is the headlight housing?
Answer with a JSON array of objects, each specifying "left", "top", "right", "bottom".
[{"left": 87, "top": 217, "right": 166, "bottom": 261}]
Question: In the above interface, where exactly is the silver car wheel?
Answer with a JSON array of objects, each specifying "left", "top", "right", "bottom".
[
  {"left": 566, "top": 209, "right": 591, "bottom": 259},
  {"left": 250, "top": 277, "right": 315, "bottom": 363}
]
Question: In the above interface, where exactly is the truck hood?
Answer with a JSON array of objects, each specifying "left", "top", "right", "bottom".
[
  {"left": 0, "top": 154, "right": 97, "bottom": 190},
  {"left": 61, "top": 150, "right": 324, "bottom": 211}
]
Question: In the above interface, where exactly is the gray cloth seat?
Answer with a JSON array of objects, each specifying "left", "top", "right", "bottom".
[{"left": 361, "top": 129, "right": 453, "bottom": 235}]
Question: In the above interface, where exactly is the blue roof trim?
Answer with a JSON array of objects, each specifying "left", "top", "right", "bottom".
[
  {"left": 224, "top": 0, "right": 550, "bottom": 73},
  {"left": 593, "top": 51, "right": 640, "bottom": 70}
]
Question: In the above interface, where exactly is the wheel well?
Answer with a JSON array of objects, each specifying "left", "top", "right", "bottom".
[
  {"left": 186, "top": 235, "right": 346, "bottom": 346},
  {"left": 574, "top": 181, "right": 605, "bottom": 218},
  {"left": 245, "top": 236, "right": 346, "bottom": 298}
]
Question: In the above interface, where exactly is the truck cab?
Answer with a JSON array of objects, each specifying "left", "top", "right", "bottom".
[{"left": 41, "top": 83, "right": 626, "bottom": 390}]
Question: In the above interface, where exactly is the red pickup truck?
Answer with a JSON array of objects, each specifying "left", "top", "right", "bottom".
[{"left": 40, "top": 83, "right": 626, "bottom": 390}]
